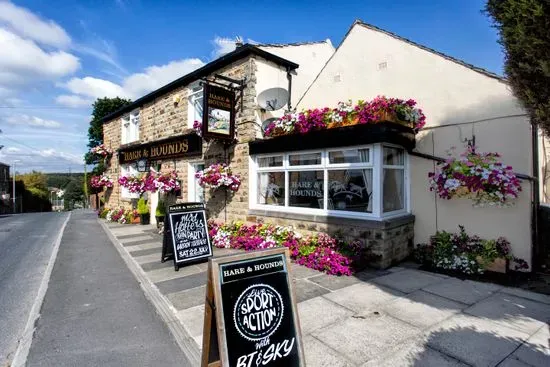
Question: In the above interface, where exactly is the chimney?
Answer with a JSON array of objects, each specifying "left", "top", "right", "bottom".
[{"left": 235, "top": 36, "right": 244, "bottom": 48}]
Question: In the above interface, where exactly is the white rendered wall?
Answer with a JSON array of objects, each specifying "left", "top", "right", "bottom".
[{"left": 298, "top": 23, "right": 533, "bottom": 267}]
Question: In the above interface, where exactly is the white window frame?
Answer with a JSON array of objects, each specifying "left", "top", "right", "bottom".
[
  {"left": 121, "top": 109, "right": 140, "bottom": 144},
  {"left": 249, "top": 144, "right": 410, "bottom": 220},
  {"left": 188, "top": 161, "right": 205, "bottom": 203},
  {"left": 187, "top": 83, "right": 203, "bottom": 128},
  {"left": 120, "top": 164, "right": 140, "bottom": 199}
]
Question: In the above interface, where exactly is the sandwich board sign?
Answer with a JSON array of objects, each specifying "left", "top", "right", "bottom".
[
  {"left": 161, "top": 202, "right": 213, "bottom": 271},
  {"left": 201, "top": 248, "right": 305, "bottom": 367}
]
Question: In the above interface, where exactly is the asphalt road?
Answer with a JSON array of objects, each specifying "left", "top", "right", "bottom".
[
  {"left": 26, "top": 210, "right": 189, "bottom": 366},
  {"left": 0, "top": 212, "right": 69, "bottom": 365}
]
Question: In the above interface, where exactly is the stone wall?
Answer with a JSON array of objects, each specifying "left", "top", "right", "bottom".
[
  {"left": 248, "top": 210, "right": 415, "bottom": 268},
  {"left": 102, "top": 56, "right": 258, "bottom": 218}
]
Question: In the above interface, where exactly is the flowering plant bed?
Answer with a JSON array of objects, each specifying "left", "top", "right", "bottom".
[
  {"left": 100, "top": 207, "right": 139, "bottom": 224},
  {"left": 90, "top": 144, "right": 113, "bottom": 157},
  {"left": 263, "top": 96, "right": 426, "bottom": 138},
  {"left": 413, "top": 225, "right": 528, "bottom": 275},
  {"left": 151, "top": 170, "right": 180, "bottom": 194},
  {"left": 208, "top": 221, "right": 376, "bottom": 276},
  {"left": 429, "top": 146, "right": 522, "bottom": 206},
  {"left": 90, "top": 174, "right": 114, "bottom": 189},
  {"left": 195, "top": 163, "right": 241, "bottom": 192}
]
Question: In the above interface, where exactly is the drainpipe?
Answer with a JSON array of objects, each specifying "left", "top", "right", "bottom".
[
  {"left": 286, "top": 67, "right": 293, "bottom": 111},
  {"left": 531, "top": 122, "right": 540, "bottom": 271}
]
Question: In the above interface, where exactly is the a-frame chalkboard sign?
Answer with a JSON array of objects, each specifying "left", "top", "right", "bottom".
[
  {"left": 161, "top": 202, "right": 213, "bottom": 271},
  {"left": 201, "top": 248, "right": 305, "bottom": 367}
]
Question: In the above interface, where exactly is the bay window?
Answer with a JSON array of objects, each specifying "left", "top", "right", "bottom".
[{"left": 251, "top": 144, "right": 408, "bottom": 219}]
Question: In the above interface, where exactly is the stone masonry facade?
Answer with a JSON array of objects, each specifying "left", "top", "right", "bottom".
[{"left": 101, "top": 52, "right": 414, "bottom": 268}]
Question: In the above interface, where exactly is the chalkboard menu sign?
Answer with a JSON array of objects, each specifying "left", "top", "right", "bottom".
[
  {"left": 162, "top": 202, "right": 212, "bottom": 271},
  {"left": 201, "top": 248, "right": 305, "bottom": 367}
]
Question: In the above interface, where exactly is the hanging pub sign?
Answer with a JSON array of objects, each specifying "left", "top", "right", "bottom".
[
  {"left": 161, "top": 202, "right": 212, "bottom": 271},
  {"left": 202, "top": 84, "right": 236, "bottom": 141},
  {"left": 118, "top": 133, "right": 202, "bottom": 165},
  {"left": 201, "top": 248, "right": 305, "bottom": 367}
]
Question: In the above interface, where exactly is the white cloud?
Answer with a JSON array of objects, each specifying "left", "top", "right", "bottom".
[
  {"left": 123, "top": 58, "right": 204, "bottom": 98},
  {"left": 0, "top": 145, "right": 84, "bottom": 173},
  {"left": 4, "top": 114, "right": 62, "bottom": 128},
  {"left": 0, "top": 28, "right": 79, "bottom": 87},
  {"left": 212, "top": 36, "right": 239, "bottom": 58},
  {"left": 55, "top": 94, "right": 93, "bottom": 108},
  {"left": 0, "top": 1, "right": 71, "bottom": 48},
  {"left": 58, "top": 58, "right": 204, "bottom": 103}
]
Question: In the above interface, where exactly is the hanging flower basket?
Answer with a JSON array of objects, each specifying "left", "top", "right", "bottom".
[
  {"left": 91, "top": 174, "right": 114, "bottom": 189},
  {"left": 195, "top": 163, "right": 241, "bottom": 192},
  {"left": 429, "top": 145, "right": 522, "bottom": 207},
  {"left": 264, "top": 96, "right": 425, "bottom": 138},
  {"left": 90, "top": 144, "right": 113, "bottom": 157}
]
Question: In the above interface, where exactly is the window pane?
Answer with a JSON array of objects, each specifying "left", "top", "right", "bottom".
[
  {"left": 257, "top": 172, "right": 285, "bottom": 206},
  {"left": 289, "top": 152, "right": 321, "bottom": 166},
  {"left": 289, "top": 171, "right": 324, "bottom": 208},
  {"left": 328, "top": 169, "right": 373, "bottom": 213},
  {"left": 383, "top": 168, "right": 405, "bottom": 212},
  {"left": 329, "top": 148, "right": 370, "bottom": 164},
  {"left": 258, "top": 156, "right": 283, "bottom": 168},
  {"left": 192, "top": 164, "right": 205, "bottom": 202},
  {"left": 383, "top": 147, "right": 404, "bottom": 165}
]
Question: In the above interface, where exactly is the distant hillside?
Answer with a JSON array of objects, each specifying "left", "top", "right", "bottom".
[{"left": 46, "top": 173, "right": 85, "bottom": 189}]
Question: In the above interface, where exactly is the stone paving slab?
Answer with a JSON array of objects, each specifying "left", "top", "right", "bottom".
[
  {"left": 361, "top": 339, "right": 469, "bottom": 367},
  {"left": 372, "top": 269, "right": 446, "bottom": 293},
  {"left": 293, "top": 278, "right": 331, "bottom": 303},
  {"left": 512, "top": 326, "right": 550, "bottom": 367},
  {"left": 500, "top": 286, "right": 550, "bottom": 305},
  {"left": 312, "top": 313, "right": 420, "bottom": 365},
  {"left": 123, "top": 242, "right": 161, "bottom": 251},
  {"left": 290, "top": 263, "right": 324, "bottom": 279},
  {"left": 117, "top": 233, "right": 153, "bottom": 240},
  {"left": 129, "top": 246, "right": 162, "bottom": 257},
  {"left": 141, "top": 260, "right": 172, "bottom": 272},
  {"left": 167, "top": 286, "right": 206, "bottom": 311},
  {"left": 308, "top": 273, "right": 361, "bottom": 291},
  {"left": 147, "top": 264, "right": 202, "bottom": 283},
  {"left": 422, "top": 277, "right": 501, "bottom": 305},
  {"left": 324, "top": 282, "right": 404, "bottom": 313},
  {"left": 498, "top": 357, "right": 533, "bottom": 367},
  {"left": 464, "top": 293, "right": 550, "bottom": 334},
  {"left": 303, "top": 335, "right": 355, "bottom": 367},
  {"left": 134, "top": 253, "right": 162, "bottom": 264},
  {"left": 122, "top": 238, "right": 157, "bottom": 247},
  {"left": 155, "top": 271, "right": 207, "bottom": 294},
  {"left": 383, "top": 290, "right": 466, "bottom": 328},
  {"left": 425, "top": 313, "right": 530, "bottom": 367},
  {"left": 297, "top": 297, "right": 354, "bottom": 334},
  {"left": 176, "top": 305, "right": 205, "bottom": 340}
]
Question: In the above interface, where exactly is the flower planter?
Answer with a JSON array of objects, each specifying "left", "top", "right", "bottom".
[
  {"left": 139, "top": 213, "right": 150, "bottom": 225},
  {"left": 156, "top": 215, "right": 164, "bottom": 225},
  {"left": 476, "top": 256, "right": 508, "bottom": 274},
  {"left": 131, "top": 216, "right": 140, "bottom": 224}
]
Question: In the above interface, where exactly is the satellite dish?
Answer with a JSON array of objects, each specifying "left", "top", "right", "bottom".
[
  {"left": 261, "top": 117, "right": 279, "bottom": 132},
  {"left": 257, "top": 88, "right": 288, "bottom": 111}
]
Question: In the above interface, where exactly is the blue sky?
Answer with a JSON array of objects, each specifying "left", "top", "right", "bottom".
[{"left": 0, "top": 0, "right": 503, "bottom": 173}]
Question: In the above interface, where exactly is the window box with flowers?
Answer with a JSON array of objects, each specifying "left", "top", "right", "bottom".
[
  {"left": 428, "top": 146, "right": 522, "bottom": 207},
  {"left": 262, "top": 96, "right": 426, "bottom": 138}
]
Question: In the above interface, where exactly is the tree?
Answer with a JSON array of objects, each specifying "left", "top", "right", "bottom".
[
  {"left": 63, "top": 177, "right": 84, "bottom": 210},
  {"left": 20, "top": 171, "right": 48, "bottom": 198},
  {"left": 486, "top": 0, "right": 550, "bottom": 135},
  {"left": 86, "top": 97, "right": 132, "bottom": 153}
]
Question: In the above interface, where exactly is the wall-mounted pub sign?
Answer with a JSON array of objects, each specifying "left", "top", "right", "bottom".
[
  {"left": 118, "top": 133, "right": 202, "bottom": 165},
  {"left": 202, "top": 84, "right": 236, "bottom": 141},
  {"left": 201, "top": 248, "right": 305, "bottom": 367}
]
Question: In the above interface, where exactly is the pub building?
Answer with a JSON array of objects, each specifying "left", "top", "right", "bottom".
[{"left": 101, "top": 21, "right": 549, "bottom": 269}]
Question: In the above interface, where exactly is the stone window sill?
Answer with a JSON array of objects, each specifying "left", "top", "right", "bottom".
[{"left": 247, "top": 208, "right": 414, "bottom": 230}]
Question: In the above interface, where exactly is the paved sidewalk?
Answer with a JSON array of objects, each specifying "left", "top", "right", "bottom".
[
  {"left": 26, "top": 211, "right": 190, "bottom": 366},
  {"left": 102, "top": 221, "right": 550, "bottom": 367}
]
